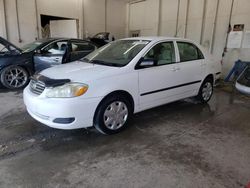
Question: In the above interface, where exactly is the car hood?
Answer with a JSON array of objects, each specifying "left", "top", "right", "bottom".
[{"left": 40, "top": 61, "right": 120, "bottom": 83}]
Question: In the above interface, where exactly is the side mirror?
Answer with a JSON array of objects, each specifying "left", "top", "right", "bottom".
[
  {"left": 140, "top": 60, "right": 155, "bottom": 67},
  {"left": 136, "top": 58, "right": 156, "bottom": 69},
  {"left": 35, "top": 49, "right": 42, "bottom": 54}
]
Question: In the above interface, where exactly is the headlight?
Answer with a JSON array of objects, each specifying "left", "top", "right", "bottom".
[{"left": 46, "top": 83, "right": 88, "bottom": 98}]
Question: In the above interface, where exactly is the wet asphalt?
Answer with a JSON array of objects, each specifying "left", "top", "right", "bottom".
[{"left": 0, "top": 86, "right": 250, "bottom": 188}]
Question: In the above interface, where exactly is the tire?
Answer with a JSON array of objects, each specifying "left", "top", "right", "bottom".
[
  {"left": 0, "top": 65, "right": 29, "bottom": 89},
  {"left": 196, "top": 78, "right": 214, "bottom": 103},
  {"left": 94, "top": 95, "right": 132, "bottom": 135}
]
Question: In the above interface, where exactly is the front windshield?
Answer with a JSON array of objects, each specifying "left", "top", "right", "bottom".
[
  {"left": 21, "top": 41, "right": 43, "bottom": 53},
  {"left": 82, "top": 40, "right": 150, "bottom": 67}
]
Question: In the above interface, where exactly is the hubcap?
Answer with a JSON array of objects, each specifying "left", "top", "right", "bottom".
[
  {"left": 4, "top": 67, "right": 27, "bottom": 88},
  {"left": 202, "top": 82, "right": 213, "bottom": 101},
  {"left": 103, "top": 101, "right": 128, "bottom": 130}
]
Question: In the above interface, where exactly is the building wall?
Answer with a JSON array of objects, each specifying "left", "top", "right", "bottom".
[
  {"left": 1, "top": 0, "right": 249, "bottom": 76},
  {"left": 107, "top": 0, "right": 127, "bottom": 39},
  {"left": 0, "top": 0, "right": 7, "bottom": 38},
  {"left": 83, "top": 0, "right": 126, "bottom": 39},
  {"left": 0, "top": 0, "right": 126, "bottom": 46},
  {"left": 83, "top": 0, "right": 106, "bottom": 38},
  {"left": 127, "top": 0, "right": 250, "bottom": 76},
  {"left": 128, "top": 0, "right": 159, "bottom": 36}
]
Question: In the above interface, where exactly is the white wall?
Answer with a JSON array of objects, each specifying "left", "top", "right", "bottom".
[
  {"left": 17, "top": 0, "right": 38, "bottom": 44},
  {"left": 1, "top": 0, "right": 249, "bottom": 76},
  {"left": 223, "top": 0, "right": 250, "bottom": 75},
  {"left": 129, "top": 0, "right": 159, "bottom": 36},
  {"left": 1, "top": 0, "right": 83, "bottom": 46},
  {"left": 0, "top": 0, "right": 127, "bottom": 46},
  {"left": 107, "top": 0, "right": 126, "bottom": 39},
  {"left": 83, "top": 0, "right": 106, "bottom": 38},
  {"left": 127, "top": 0, "right": 250, "bottom": 76},
  {"left": 83, "top": 0, "right": 126, "bottom": 39},
  {"left": 0, "top": 0, "right": 7, "bottom": 38}
]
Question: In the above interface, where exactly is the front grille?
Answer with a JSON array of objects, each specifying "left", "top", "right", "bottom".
[{"left": 29, "top": 79, "right": 45, "bottom": 95}]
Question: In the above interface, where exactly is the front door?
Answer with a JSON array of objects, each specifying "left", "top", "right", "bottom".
[
  {"left": 33, "top": 40, "right": 69, "bottom": 72},
  {"left": 138, "top": 41, "right": 180, "bottom": 110}
]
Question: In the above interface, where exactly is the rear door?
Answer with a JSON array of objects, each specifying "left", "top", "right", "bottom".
[
  {"left": 174, "top": 41, "right": 204, "bottom": 96},
  {"left": 69, "top": 40, "right": 97, "bottom": 62}
]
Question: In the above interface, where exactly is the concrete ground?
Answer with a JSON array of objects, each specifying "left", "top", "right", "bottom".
[{"left": 0, "top": 87, "right": 250, "bottom": 188}]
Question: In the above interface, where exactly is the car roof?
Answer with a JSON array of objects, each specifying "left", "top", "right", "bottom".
[
  {"left": 39, "top": 38, "right": 91, "bottom": 42},
  {"left": 121, "top": 36, "right": 194, "bottom": 43},
  {"left": 36, "top": 38, "right": 98, "bottom": 47}
]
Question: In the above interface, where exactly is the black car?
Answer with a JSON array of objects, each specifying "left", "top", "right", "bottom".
[
  {"left": 89, "top": 32, "right": 114, "bottom": 47},
  {"left": 0, "top": 37, "right": 98, "bottom": 89}
]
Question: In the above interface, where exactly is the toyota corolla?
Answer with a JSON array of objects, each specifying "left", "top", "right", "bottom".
[{"left": 23, "top": 37, "right": 221, "bottom": 134}]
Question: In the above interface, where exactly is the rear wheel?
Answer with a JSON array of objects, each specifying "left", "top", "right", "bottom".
[
  {"left": 196, "top": 78, "right": 213, "bottom": 103},
  {"left": 94, "top": 95, "right": 132, "bottom": 135},
  {"left": 0, "top": 65, "right": 29, "bottom": 89}
]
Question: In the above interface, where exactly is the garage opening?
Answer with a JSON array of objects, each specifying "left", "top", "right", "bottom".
[{"left": 40, "top": 14, "right": 79, "bottom": 38}]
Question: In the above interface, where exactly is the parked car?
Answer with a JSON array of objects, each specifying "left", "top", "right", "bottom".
[
  {"left": 23, "top": 37, "right": 221, "bottom": 135},
  {"left": 89, "top": 32, "right": 114, "bottom": 47},
  {"left": 235, "top": 66, "right": 250, "bottom": 95},
  {"left": 0, "top": 37, "right": 98, "bottom": 89}
]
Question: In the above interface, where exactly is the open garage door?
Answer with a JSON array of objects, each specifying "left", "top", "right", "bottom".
[
  {"left": 40, "top": 15, "right": 78, "bottom": 38},
  {"left": 50, "top": 19, "right": 78, "bottom": 38}
]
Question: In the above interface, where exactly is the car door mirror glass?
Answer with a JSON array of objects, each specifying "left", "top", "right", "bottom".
[
  {"left": 140, "top": 59, "right": 155, "bottom": 67},
  {"left": 35, "top": 49, "right": 42, "bottom": 54}
]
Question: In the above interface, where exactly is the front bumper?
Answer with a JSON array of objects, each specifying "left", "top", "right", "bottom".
[
  {"left": 235, "top": 82, "right": 250, "bottom": 95},
  {"left": 23, "top": 87, "right": 102, "bottom": 129}
]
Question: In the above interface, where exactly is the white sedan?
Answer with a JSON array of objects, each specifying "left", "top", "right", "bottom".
[{"left": 23, "top": 37, "right": 221, "bottom": 134}]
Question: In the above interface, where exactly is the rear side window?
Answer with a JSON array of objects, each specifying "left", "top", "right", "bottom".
[
  {"left": 177, "top": 42, "right": 204, "bottom": 62},
  {"left": 71, "top": 41, "right": 96, "bottom": 52}
]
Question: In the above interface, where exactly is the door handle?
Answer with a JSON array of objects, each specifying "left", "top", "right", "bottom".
[
  {"left": 171, "top": 67, "right": 180, "bottom": 72},
  {"left": 175, "top": 67, "right": 180, "bottom": 71}
]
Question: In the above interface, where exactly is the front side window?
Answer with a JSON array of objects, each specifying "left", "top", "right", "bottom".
[
  {"left": 83, "top": 40, "right": 150, "bottom": 67},
  {"left": 177, "top": 42, "right": 204, "bottom": 62},
  {"left": 144, "top": 42, "right": 176, "bottom": 65},
  {"left": 43, "top": 41, "right": 68, "bottom": 55}
]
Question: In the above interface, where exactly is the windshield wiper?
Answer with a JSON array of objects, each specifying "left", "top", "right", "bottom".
[
  {"left": 81, "top": 58, "right": 122, "bottom": 67},
  {"left": 90, "top": 60, "right": 123, "bottom": 67},
  {"left": 81, "top": 57, "right": 90, "bottom": 63}
]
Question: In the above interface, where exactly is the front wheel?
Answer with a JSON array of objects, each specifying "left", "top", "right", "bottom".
[
  {"left": 0, "top": 65, "right": 29, "bottom": 89},
  {"left": 94, "top": 95, "right": 132, "bottom": 135},
  {"left": 196, "top": 78, "right": 213, "bottom": 103}
]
